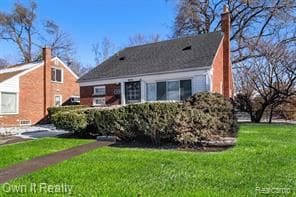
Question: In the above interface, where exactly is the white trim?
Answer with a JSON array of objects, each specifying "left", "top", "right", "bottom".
[
  {"left": 0, "top": 56, "right": 77, "bottom": 84},
  {"left": 120, "top": 82, "right": 126, "bottom": 105},
  {"left": 52, "top": 57, "right": 79, "bottom": 79},
  {"left": 51, "top": 67, "right": 64, "bottom": 83},
  {"left": 0, "top": 91, "right": 19, "bottom": 115},
  {"left": 79, "top": 69, "right": 210, "bottom": 87},
  {"left": 93, "top": 97, "right": 106, "bottom": 106},
  {"left": 93, "top": 86, "right": 106, "bottom": 96},
  {"left": 0, "top": 62, "right": 42, "bottom": 74}
]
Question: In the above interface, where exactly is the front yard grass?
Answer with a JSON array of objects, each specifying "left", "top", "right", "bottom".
[
  {"left": 0, "top": 137, "right": 92, "bottom": 169},
  {"left": 1, "top": 124, "right": 295, "bottom": 196}
]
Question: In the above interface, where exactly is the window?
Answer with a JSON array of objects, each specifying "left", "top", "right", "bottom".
[
  {"left": 1, "top": 92, "right": 17, "bottom": 114},
  {"left": 51, "top": 68, "right": 63, "bottom": 82},
  {"left": 146, "top": 83, "right": 156, "bottom": 101},
  {"left": 146, "top": 79, "right": 192, "bottom": 102},
  {"left": 94, "top": 86, "right": 106, "bottom": 96},
  {"left": 167, "top": 81, "right": 180, "bottom": 100},
  {"left": 55, "top": 95, "right": 62, "bottom": 106},
  {"left": 125, "top": 81, "right": 141, "bottom": 104},
  {"left": 180, "top": 80, "right": 192, "bottom": 100},
  {"left": 93, "top": 97, "right": 105, "bottom": 106},
  {"left": 157, "top": 82, "right": 166, "bottom": 100}
]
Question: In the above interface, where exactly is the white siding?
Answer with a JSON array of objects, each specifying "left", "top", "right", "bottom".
[
  {"left": 80, "top": 68, "right": 212, "bottom": 104},
  {"left": 192, "top": 75, "right": 207, "bottom": 93},
  {"left": 0, "top": 77, "right": 19, "bottom": 93}
]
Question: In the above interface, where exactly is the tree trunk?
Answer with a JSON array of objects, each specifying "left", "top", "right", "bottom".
[
  {"left": 252, "top": 107, "right": 266, "bottom": 123},
  {"left": 268, "top": 107, "right": 274, "bottom": 124}
]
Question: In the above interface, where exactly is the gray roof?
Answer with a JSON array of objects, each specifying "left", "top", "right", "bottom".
[{"left": 79, "top": 31, "right": 223, "bottom": 82}]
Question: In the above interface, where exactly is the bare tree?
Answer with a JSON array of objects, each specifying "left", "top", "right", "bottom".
[
  {"left": 172, "top": 0, "right": 296, "bottom": 64},
  {"left": 0, "top": 1, "right": 38, "bottom": 63},
  {"left": 92, "top": 37, "right": 116, "bottom": 65},
  {"left": 235, "top": 42, "right": 296, "bottom": 123},
  {"left": 43, "top": 20, "right": 75, "bottom": 63},
  {"left": 127, "top": 33, "right": 161, "bottom": 47},
  {"left": 0, "top": 58, "right": 9, "bottom": 68},
  {"left": 0, "top": 0, "right": 79, "bottom": 70}
]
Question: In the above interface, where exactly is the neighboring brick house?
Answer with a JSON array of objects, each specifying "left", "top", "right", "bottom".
[
  {"left": 0, "top": 48, "right": 79, "bottom": 127},
  {"left": 79, "top": 7, "right": 233, "bottom": 107}
]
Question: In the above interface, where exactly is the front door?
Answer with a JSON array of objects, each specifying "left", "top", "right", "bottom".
[{"left": 125, "top": 81, "right": 141, "bottom": 104}]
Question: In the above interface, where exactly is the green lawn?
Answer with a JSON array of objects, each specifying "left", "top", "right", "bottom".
[
  {"left": 0, "top": 137, "right": 92, "bottom": 169},
  {"left": 1, "top": 124, "right": 295, "bottom": 196}
]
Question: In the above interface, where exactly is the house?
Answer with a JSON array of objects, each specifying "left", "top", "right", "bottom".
[
  {"left": 78, "top": 7, "right": 233, "bottom": 107},
  {"left": 0, "top": 48, "right": 79, "bottom": 127}
]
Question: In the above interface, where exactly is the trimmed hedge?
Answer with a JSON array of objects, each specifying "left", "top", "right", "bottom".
[
  {"left": 95, "top": 103, "right": 181, "bottom": 144},
  {"left": 48, "top": 105, "right": 87, "bottom": 121},
  {"left": 51, "top": 111, "right": 87, "bottom": 132},
  {"left": 51, "top": 108, "right": 99, "bottom": 133},
  {"left": 51, "top": 93, "right": 238, "bottom": 145}
]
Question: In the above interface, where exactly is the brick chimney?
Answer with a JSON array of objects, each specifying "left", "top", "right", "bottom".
[
  {"left": 221, "top": 5, "right": 233, "bottom": 98},
  {"left": 43, "top": 47, "right": 52, "bottom": 115}
]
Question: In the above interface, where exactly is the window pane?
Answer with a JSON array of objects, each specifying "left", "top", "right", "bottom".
[
  {"left": 125, "top": 81, "right": 141, "bottom": 104},
  {"left": 157, "top": 82, "right": 166, "bottom": 100},
  {"left": 93, "top": 97, "right": 105, "bottom": 106},
  {"left": 51, "top": 68, "right": 55, "bottom": 81},
  {"left": 94, "top": 86, "right": 106, "bottom": 95},
  {"left": 1, "top": 93, "right": 17, "bottom": 113},
  {"left": 180, "top": 80, "right": 192, "bottom": 100},
  {"left": 55, "top": 96, "right": 62, "bottom": 106},
  {"left": 56, "top": 69, "right": 62, "bottom": 82},
  {"left": 167, "top": 81, "right": 180, "bottom": 100},
  {"left": 146, "top": 83, "right": 156, "bottom": 101}
]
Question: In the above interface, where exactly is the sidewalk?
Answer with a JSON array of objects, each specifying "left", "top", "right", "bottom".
[{"left": 0, "top": 141, "right": 113, "bottom": 184}]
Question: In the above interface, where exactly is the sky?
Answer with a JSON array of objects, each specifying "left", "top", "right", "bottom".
[{"left": 0, "top": 0, "right": 176, "bottom": 66}]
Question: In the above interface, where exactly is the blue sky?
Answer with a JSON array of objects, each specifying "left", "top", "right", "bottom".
[{"left": 0, "top": 0, "right": 175, "bottom": 66}]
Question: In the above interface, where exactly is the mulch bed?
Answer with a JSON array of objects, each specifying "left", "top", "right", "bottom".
[{"left": 111, "top": 141, "right": 236, "bottom": 152}]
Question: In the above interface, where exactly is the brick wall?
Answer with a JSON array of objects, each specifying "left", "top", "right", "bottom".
[
  {"left": 212, "top": 41, "right": 224, "bottom": 94},
  {"left": 0, "top": 56, "right": 79, "bottom": 127},
  {"left": 220, "top": 6, "right": 233, "bottom": 98},
  {"left": 80, "top": 83, "right": 121, "bottom": 106}
]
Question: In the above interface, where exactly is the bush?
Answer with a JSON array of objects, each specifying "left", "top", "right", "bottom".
[
  {"left": 173, "top": 108, "right": 217, "bottom": 145},
  {"left": 83, "top": 108, "right": 100, "bottom": 133},
  {"left": 51, "top": 93, "right": 238, "bottom": 146},
  {"left": 94, "top": 103, "right": 181, "bottom": 144},
  {"left": 48, "top": 105, "right": 87, "bottom": 121},
  {"left": 51, "top": 111, "right": 87, "bottom": 133},
  {"left": 184, "top": 92, "right": 238, "bottom": 136}
]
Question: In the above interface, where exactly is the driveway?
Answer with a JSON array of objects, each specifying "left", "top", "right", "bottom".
[{"left": 0, "top": 125, "right": 69, "bottom": 145}]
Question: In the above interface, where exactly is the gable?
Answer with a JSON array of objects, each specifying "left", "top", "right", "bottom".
[{"left": 51, "top": 57, "right": 79, "bottom": 79}]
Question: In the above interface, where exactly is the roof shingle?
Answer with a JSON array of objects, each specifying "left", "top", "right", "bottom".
[
  {"left": 0, "top": 70, "right": 26, "bottom": 83},
  {"left": 79, "top": 31, "right": 223, "bottom": 82}
]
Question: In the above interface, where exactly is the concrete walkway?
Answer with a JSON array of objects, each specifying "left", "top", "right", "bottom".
[{"left": 0, "top": 141, "right": 113, "bottom": 184}]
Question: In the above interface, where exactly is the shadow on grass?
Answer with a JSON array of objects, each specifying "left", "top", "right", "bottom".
[{"left": 109, "top": 141, "right": 235, "bottom": 152}]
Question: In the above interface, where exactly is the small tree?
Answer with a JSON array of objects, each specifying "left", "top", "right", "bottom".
[{"left": 235, "top": 42, "right": 296, "bottom": 123}]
